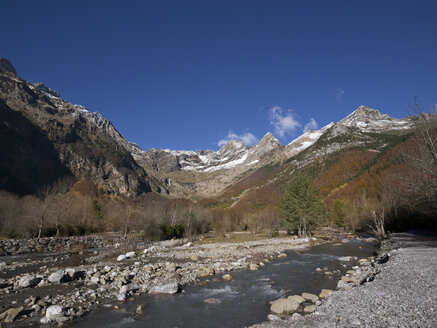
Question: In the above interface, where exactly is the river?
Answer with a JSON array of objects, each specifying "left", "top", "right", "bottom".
[{"left": 71, "top": 239, "right": 376, "bottom": 328}]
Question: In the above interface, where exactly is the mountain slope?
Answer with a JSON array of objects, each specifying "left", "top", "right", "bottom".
[
  {"left": 0, "top": 62, "right": 161, "bottom": 196},
  {"left": 0, "top": 58, "right": 421, "bottom": 204},
  {"left": 204, "top": 107, "right": 417, "bottom": 211}
]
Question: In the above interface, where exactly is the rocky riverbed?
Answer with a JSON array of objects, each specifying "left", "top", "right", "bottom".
[
  {"left": 252, "top": 233, "right": 437, "bottom": 328},
  {"left": 0, "top": 233, "right": 326, "bottom": 326}
]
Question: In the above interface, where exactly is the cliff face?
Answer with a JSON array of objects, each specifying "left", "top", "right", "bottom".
[{"left": 0, "top": 63, "right": 160, "bottom": 197}]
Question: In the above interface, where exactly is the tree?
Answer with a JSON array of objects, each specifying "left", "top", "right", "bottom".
[
  {"left": 280, "top": 173, "right": 326, "bottom": 237},
  {"left": 123, "top": 203, "right": 136, "bottom": 239},
  {"left": 25, "top": 185, "right": 53, "bottom": 238},
  {"left": 49, "top": 177, "right": 74, "bottom": 236}
]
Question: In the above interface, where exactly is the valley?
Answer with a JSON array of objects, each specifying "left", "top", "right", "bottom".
[{"left": 1, "top": 58, "right": 436, "bottom": 327}]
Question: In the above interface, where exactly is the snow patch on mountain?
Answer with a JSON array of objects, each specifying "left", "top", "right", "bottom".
[
  {"left": 338, "top": 106, "right": 414, "bottom": 132},
  {"left": 285, "top": 122, "right": 334, "bottom": 156}
]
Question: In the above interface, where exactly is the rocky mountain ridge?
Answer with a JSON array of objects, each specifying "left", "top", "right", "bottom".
[
  {"left": 0, "top": 58, "right": 419, "bottom": 199},
  {"left": 0, "top": 61, "right": 161, "bottom": 197}
]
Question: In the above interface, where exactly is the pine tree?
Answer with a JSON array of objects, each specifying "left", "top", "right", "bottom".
[{"left": 280, "top": 173, "right": 326, "bottom": 236}]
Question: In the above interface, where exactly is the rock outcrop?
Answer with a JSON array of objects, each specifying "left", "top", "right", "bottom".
[{"left": 0, "top": 58, "right": 17, "bottom": 74}]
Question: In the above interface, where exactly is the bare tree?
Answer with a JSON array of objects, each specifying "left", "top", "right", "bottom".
[
  {"left": 49, "top": 178, "right": 74, "bottom": 236},
  {"left": 367, "top": 209, "right": 386, "bottom": 238},
  {"left": 186, "top": 202, "right": 194, "bottom": 238},
  {"left": 25, "top": 185, "right": 53, "bottom": 238},
  {"left": 400, "top": 98, "right": 437, "bottom": 210},
  {"left": 123, "top": 203, "right": 136, "bottom": 239}
]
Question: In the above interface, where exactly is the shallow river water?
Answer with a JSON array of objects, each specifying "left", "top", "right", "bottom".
[{"left": 72, "top": 240, "right": 376, "bottom": 328}]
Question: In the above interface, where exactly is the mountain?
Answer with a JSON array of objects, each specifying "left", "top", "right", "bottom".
[
  {"left": 205, "top": 105, "right": 418, "bottom": 211},
  {"left": 0, "top": 60, "right": 162, "bottom": 196},
  {"left": 0, "top": 58, "right": 420, "bottom": 202},
  {"left": 337, "top": 105, "right": 415, "bottom": 132}
]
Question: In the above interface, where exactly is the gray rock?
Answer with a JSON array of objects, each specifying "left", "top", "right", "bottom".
[
  {"left": 270, "top": 298, "right": 300, "bottom": 316},
  {"left": 125, "top": 251, "right": 136, "bottom": 259},
  {"left": 48, "top": 270, "right": 67, "bottom": 283},
  {"left": 303, "top": 304, "right": 316, "bottom": 313},
  {"left": 18, "top": 275, "right": 40, "bottom": 288},
  {"left": 149, "top": 282, "right": 180, "bottom": 294},
  {"left": 267, "top": 314, "right": 281, "bottom": 321},
  {"left": 90, "top": 277, "right": 100, "bottom": 284},
  {"left": 338, "top": 256, "right": 352, "bottom": 261},
  {"left": 319, "top": 289, "right": 333, "bottom": 299},
  {"left": 0, "top": 306, "right": 24, "bottom": 323},
  {"left": 291, "top": 312, "right": 302, "bottom": 320},
  {"left": 302, "top": 292, "right": 319, "bottom": 303},
  {"left": 117, "top": 255, "right": 126, "bottom": 262},
  {"left": 43, "top": 305, "right": 66, "bottom": 323},
  {"left": 287, "top": 295, "right": 305, "bottom": 304}
]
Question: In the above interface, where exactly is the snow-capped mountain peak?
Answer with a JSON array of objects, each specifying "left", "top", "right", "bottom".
[
  {"left": 338, "top": 106, "right": 414, "bottom": 132},
  {"left": 218, "top": 139, "right": 248, "bottom": 156},
  {"left": 258, "top": 132, "right": 281, "bottom": 148}
]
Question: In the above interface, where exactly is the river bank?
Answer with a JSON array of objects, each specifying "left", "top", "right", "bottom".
[
  {"left": 0, "top": 231, "right": 345, "bottom": 326},
  {"left": 252, "top": 232, "right": 437, "bottom": 328}
]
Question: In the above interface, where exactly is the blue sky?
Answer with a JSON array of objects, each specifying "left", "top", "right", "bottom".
[{"left": 2, "top": 0, "right": 436, "bottom": 150}]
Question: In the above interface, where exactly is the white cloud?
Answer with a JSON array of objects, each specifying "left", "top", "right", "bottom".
[
  {"left": 336, "top": 88, "right": 345, "bottom": 102},
  {"left": 303, "top": 118, "right": 318, "bottom": 132},
  {"left": 218, "top": 131, "right": 258, "bottom": 147},
  {"left": 268, "top": 106, "right": 300, "bottom": 138}
]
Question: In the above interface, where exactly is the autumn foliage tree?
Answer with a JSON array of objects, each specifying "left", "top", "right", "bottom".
[{"left": 280, "top": 173, "right": 326, "bottom": 236}]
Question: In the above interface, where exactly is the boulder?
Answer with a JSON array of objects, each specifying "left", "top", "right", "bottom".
[
  {"left": 303, "top": 304, "right": 316, "bottom": 313},
  {"left": 291, "top": 313, "right": 302, "bottom": 320},
  {"left": 267, "top": 314, "right": 281, "bottom": 321},
  {"left": 90, "top": 277, "right": 100, "bottom": 284},
  {"left": 48, "top": 270, "right": 70, "bottom": 283},
  {"left": 287, "top": 295, "right": 305, "bottom": 304},
  {"left": 222, "top": 274, "right": 233, "bottom": 281},
  {"left": 302, "top": 292, "right": 319, "bottom": 303},
  {"left": 117, "top": 285, "right": 129, "bottom": 301},
  {"left": 0, "top": 306, "right": 24, "bottom": 323},
  {"left": 377, "top": 253, "right": 390, "bottom": 264},
  {"left": 125, "top": 251, "right": 136, "bottom": 259},
  {"left": 338, "top": 256, "right": 352, "bottom": 262},
  {"left": 249, "top": 263, "right": 259, "bottom": 271},
  {"left": 270, "top": 298, "right": 300, "bottom": 316},
  {"left": 136, "top": 305, "right": 143, "bottom": 314},
  {"left": 149, "top": 282, "right": 179, "bottom": 294},
  {"left": 43, "top": 305, "right": 66, "bottom": 323},
  {"left": 341, "top": 276, "right": 352, "bottom": 282},
  {"left": 72, "top": 270, "right": 86, "bottom": 280},
  {"left": 117, "top": 255, "right": 126, "bottom": 262},
  {"left": 319, "top": 289, "right": 333, "bottom": 299},
  {"left": 337, "top": 280, "right": 346, "bottom": 289},
  {"left": 18, "top": 275, "right": 40, "bottom": 288}
]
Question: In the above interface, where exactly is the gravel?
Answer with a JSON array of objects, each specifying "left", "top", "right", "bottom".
[{"left": 252, "top": 247, "right": 437, "bottom": 328}]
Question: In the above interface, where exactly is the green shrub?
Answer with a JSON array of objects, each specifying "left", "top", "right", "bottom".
[{"left": 160, "top": 224, "right": 185, "bottom": 240}]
